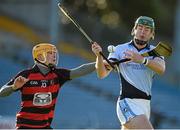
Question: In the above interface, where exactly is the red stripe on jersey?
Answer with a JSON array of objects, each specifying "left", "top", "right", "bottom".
[
  {"left": 12, "top": 65, "right": 70, "bottom": 128},
  {"left": 28, "top": 73, "right": 58, "bottom": 80},
  {"left": 17, "top": 112, "right": 49, "bottom": 120},
  {"left": 49, "top": 110, "right": 54, "bottom": 118},
  {"left": 21, "top": 98, "right": 57, "bottom": 108},
  {"left": 22, "top": 85, "right": 60, "bottom": 94},
  {"left": 16, "top": 123, "right": 50, "bottom": 129}
]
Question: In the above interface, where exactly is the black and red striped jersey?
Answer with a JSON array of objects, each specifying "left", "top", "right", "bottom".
[{"left": 7, "top": 65, "right": 71, "bottom": 129}]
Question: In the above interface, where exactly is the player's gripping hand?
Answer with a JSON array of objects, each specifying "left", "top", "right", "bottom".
[
  {"left": 92, "top": 42, "right": 102, "bottom": 57},
  {"left": 12, "top": 76, "right": 29, "bottom": 90},
  {"left": 124, "top": 50, "right": 144, "bottom": 63}
]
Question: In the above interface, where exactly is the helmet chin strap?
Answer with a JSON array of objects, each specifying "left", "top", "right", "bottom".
[
  {"left": 134, "top": 38, "right": 148, "bottom": 45},
  {"left": 35, "top": 58, "right": 55, "bottom": 70}
]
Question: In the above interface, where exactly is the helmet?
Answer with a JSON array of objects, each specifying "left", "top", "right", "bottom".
[
  {"left": 131, "top": 16, "right": 155, "bottom": 39},
  {"left": 135, "top": 16, "right": 155, "bottom": 29},
  {"left": 32, "top": 43, "right": 58, "bottom": 66}
]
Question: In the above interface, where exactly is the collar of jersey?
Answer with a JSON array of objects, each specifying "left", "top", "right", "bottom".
[
  {"left": 32, "top": 64, "right": 52, "bottom": 77},
  {"left": 129, "top": 40, "right": 150, "bottom": 52}
]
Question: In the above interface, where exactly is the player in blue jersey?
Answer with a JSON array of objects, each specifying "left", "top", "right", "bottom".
[{"left": 92, "top": 16, "right": 165, "bottom": 129}]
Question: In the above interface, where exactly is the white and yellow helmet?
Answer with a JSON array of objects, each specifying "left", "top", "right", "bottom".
[{"left": 32, "top": 43, "right": 58, "bottom": 66}]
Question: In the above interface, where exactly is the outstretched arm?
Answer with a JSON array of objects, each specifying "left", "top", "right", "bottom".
[{"left": 70, "top": 62, "right": 96, "bottom": 79}]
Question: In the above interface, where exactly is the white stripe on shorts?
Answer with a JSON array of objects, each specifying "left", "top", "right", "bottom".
[{"left": 116, "top": 98, "right": 150, "bottom": 125}]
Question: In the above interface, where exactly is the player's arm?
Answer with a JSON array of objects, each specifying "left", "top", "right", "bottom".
[
  {"left": 0, "top": 85, "right": 14, "bottom": 97},
  {"left": 124, "top": 50, "right": 165, "bottom": 75},
  {"left": 70, "top": 62, "right": 96, "bottom": 79},
  {"left": 92, "top": 42, "right": 112, "bottom": 79},
  {"left": 145, "top": 57, "right": 165, "bottom": 75},
  {"left": 0, "top": 76, "right": 29, "bottom": 97}
]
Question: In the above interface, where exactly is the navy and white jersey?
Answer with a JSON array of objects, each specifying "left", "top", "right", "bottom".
[{"left": 108, "top": 41, "right": 161, "bottom": 100}]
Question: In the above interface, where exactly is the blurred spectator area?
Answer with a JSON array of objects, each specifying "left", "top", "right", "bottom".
[{"left": 0, "top": 0, "right": 178, "bottom": 86}]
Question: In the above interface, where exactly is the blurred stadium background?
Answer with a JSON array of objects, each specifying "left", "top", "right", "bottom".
[{"left": 0, "top": 0, "right": 180, "bottom": 129}]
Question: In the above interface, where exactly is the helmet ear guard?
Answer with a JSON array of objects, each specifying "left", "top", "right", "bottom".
[{"left": 35, "top": 51, "right": 47, "bottom": 64}]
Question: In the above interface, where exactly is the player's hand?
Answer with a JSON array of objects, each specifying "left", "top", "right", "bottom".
[
  {"left": 123, "top": 50, "right": 144, "bottom": 63},
  {"left": 12, "top": 76, "right": 29, "bottom": 90},
  {"left": 92, "top": 42, "right": 102, "bottom": 57}
]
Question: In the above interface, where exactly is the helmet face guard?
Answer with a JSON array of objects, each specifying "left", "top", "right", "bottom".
[
  {"left": 131, "top": 16, "right": 155, "bottom": 40},
  {"left": 32, "top": 43, "right": 59, "bottom": 67}
]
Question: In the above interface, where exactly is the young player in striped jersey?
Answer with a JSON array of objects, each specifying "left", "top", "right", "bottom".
[
  {"left": 92, "top": 16, "right": 165, "bottom": 129},
  {"left": 0, "top": 43, "right": 95, "bottom": 129}
]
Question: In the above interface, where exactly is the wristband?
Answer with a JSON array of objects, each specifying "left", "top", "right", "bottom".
[
  {"left": 142, "top": 58, "right": 146, "bottom": 64},
  {"left": 142, "top": 58, "right": 149, "bottom": 66}
]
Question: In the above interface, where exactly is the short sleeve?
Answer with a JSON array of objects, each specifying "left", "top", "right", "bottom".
[{"left": 55, "top": 68, "right": 71, "bottom": 85}]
